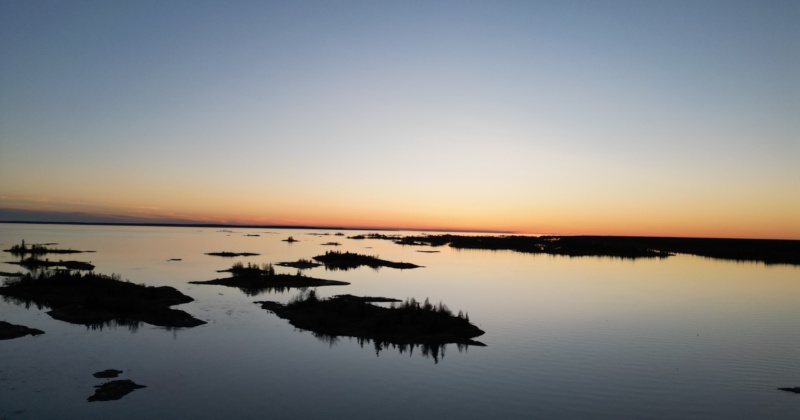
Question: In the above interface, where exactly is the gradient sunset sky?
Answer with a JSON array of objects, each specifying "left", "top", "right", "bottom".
[{"left": 1, "top": 1, "right": 798, "bottom": 239}]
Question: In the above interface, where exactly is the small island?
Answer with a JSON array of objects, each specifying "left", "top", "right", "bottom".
[
  {"left": 205, "top": 251, "right": 260, "bottom": 257},
  {"left": 190, "top": 262, "right": 349, "bottom": 296},
  {"left": 4, "top": 240, "right": 94, "bottom": 257},
  {"left": 258, "top": 292, "right": 485, "bottom": 351},
  {"left": 312, "top": 250, "right": 421, "bottom": 270},
  {"left": 275, "top": 259, "right": 322, "bottom": 269},
  {"left": 0, "top": 270, "right": 206, "bottom": 329},
  {"left": 8, "top": 257, "right": 95, "bottom": 271},
  {"left": 282, "top": 236, "right": 299, "bottom": 243}
]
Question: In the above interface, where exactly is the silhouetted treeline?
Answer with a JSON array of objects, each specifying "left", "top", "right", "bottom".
[{"left": 377, "top": 234, "right": 800, "bottom": 265}]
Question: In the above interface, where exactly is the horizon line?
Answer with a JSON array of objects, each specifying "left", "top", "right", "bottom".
[{"left": 2, "top": 220, "right": 799, "bottom": 242}]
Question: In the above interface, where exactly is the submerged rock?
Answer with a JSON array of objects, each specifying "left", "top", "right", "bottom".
[
  {"left": 0, "top": 320, "right": 44, "bottom": 340},
  {"left": 87, "top": 380, "right": 146, "bottom": 402},
  {"left": 93, "top": 369, "right": 123, "bottom": 378}
]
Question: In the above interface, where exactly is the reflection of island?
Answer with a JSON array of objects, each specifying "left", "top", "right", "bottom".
[
  {"left": 205, "top": 251, "right": 260, "bottom": 257},
  {"left": 0, "top": 270, "right": 206, "bottom": 330},
  {"left": 258, "top": 292, "right": 485, "bottom": 363},
  {"left": 0, "top": 320, "right": 44, "bottom": 340},
  {"left": 312, "top": 251, "right": 421, "bottom": 270},
  {"left": 190, "top": 262, "right": 348, "bottom": 296}
]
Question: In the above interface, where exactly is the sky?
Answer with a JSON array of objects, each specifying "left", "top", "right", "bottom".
[{"left": 1, "top": 1, "right": 798, "bottom": 239}]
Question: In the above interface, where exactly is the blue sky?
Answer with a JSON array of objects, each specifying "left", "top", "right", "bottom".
[{"left": 1, "top": 1, "right": 798, "bottom": 238}]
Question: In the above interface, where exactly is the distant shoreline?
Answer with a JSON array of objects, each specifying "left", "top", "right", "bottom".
[{"left": 0, "top": 220, "right": 510, "bottom": 234}]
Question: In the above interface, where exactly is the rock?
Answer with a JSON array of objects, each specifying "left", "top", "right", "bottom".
[
  {"left": 93, "top": 369, "right": 123, "bottom": 378},
  {"left": 87, "top": 380, "right": 146, "bottom": 402}
]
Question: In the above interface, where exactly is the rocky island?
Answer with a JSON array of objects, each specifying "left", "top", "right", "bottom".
[
  {"left": 205, "top": 251, "right": 260, "bottom": 257},
  {"left": 190, "top": 262, "right": 348, "bottom": 295},
  {"left": 258, "top": 292, "right": 485, "bottom": 349},
  {"left": 8, "top": 257, "right": 95, "bottom": 271},
  {"left": 4, "top": 240, "right": 95, "bottom": 257},
  {"left": 312, "top": 250, "right": 421, "bottom": 270},
  {"left": 0, "top": 270, "right": 206, "bottom": 329}
]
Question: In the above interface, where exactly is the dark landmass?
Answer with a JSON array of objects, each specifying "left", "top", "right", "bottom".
[
  {"left": 0, "top": 270, "right": 206, "bottom": 329},
  {"left": 0, "top": 320, "right": 44, "bottom": 340},
  {"left": 778, "top": 387, "right": 800, "bottom": 394},
  {"left": 93, "top": 369, "right": 123, "bottom": 378},
  {"left": 167, "top": 258, "right": 182, "bottom": 261},
  {"left": 88, "top": 379, "right": 146, "bottom": 402},
  {"left": 276, "top": 259, "right": 322, "bottom": 269},
  {"left": 321, "top": 242, "right": 341, "bottom": 246},
  {"left": 205, "top": 251, "right": 260, "bottom": 257},
  {"left": 377, "top": 234, "right": 800, "bottom": 265},
  {"left": 245, "top": 234, "right": 260, "bottom": 237},
  {"left": 258, "top": 292, "right": 484, "bottom": 362},
  {"left": 312, "top": 250, "right": 421, "bottom": 270},
  {"left": 4, "top": 240, "right": 94, "bottom": 257},
  {"left": 8, "top": 257, "right": 95, "bottom": 271},
  {"left": 416, "top": 250, "right": 440, "bottom": 253},
  {"left": 191, "top": 262, "right": 348, "bottom": 296},
  {"left": 282, "top": 236, "right": 299, "bottom": 243}
]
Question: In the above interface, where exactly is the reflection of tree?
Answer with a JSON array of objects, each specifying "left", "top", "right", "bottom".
[{"left": 309, "top": 334, "right": 476, "bottom": 363}]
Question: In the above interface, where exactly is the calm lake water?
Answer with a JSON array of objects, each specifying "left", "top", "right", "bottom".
[{"left": 1, "top": 223, "right": 799, "bottom": 419}]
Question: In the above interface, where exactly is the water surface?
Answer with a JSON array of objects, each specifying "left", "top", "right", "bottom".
[{"left": 1, "top": 224, "right": 798, "bottom": 419}]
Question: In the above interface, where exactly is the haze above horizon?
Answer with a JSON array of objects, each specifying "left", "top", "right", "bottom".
[{"left": 1, "top": 1, "right": 798, "bottom": 240}]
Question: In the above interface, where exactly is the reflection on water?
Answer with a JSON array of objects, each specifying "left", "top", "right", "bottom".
[
  {"left": 1, "top": 224, "right": 799, "bottom": 419},
  {"left": 310, "top": 334, "right": 478, "bottom": 364}
]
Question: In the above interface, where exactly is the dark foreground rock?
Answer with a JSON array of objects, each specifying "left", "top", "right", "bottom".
[
  {"left": 0, "top": 270, "right": 206, "bottom": 329},
  {"left": 0, "top": 320, "right": 44, "bottom": 340},
  {"left": 88, "top": 380, "right": 146, "bottom": 402}
]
